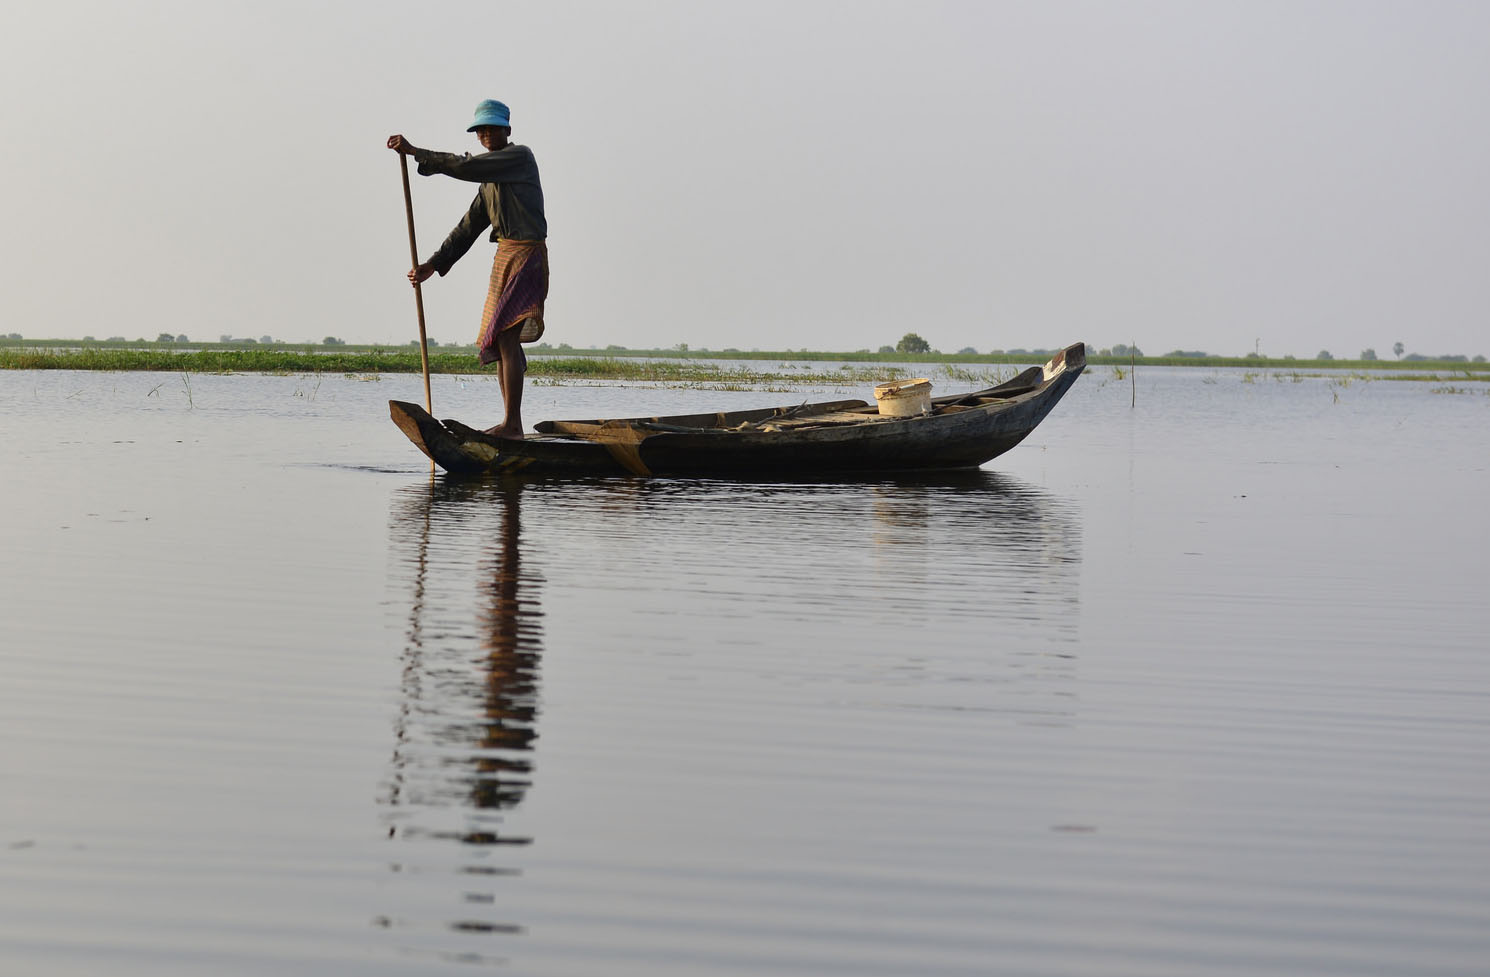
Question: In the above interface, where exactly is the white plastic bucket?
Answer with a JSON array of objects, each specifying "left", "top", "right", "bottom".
[{"left": 873, "top": 378, "right": 932, "bottom": 417}]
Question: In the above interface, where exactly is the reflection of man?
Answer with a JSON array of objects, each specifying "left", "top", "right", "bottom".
[
  {"left": 472, "top": 484, "right": 541, "bottom": 812},
  {"left": 382, "top": 480, "right": 544, "bottom": 934},
  {"left": 387, "top": 99, "right": 549, "bottom": 439}
]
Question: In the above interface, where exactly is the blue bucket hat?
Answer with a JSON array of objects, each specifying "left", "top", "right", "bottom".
[{"left": 467, "top": 99, "right": 511, "bottom": 132}]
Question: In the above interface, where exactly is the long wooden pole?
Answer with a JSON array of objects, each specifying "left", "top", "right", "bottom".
[{"left": 399, "top": 153, "right": 433, "bottom": 414}]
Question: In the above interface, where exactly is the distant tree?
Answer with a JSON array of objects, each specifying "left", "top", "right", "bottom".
[
  {"left": 108, "top": 335, "right": 126, "bottom": 342},
  {"left": 1393, "top": 341, "right": 1404, "bottom": 359},
  {"left": 220, "top": 334, "right": 233, "bottom": 343},
  {"left": 243, "top": 337, "right": 258, "bottom": 344},
  {"left": 957, "top": 346, "right": 978, "bottom": 354},
  {"left": 1360, "top": 348, "right": 1377, "bottom": 360},
  {"left": 1404, "top": 353, "right": 1426, "bottom": 361},
  {"left": 1317, "top": 350, "right": 1333, "bottom": 361},
  {"left": 82, "top": 335, "right": 95, "bottom": 342},
  {"left": 877, "top": 345, "right": 895, "bottom": 354},
  {"left": 322, "top": 336, "right": 344, "bottom": 345},
  {"left": 6, "top": 332, "right": 20, "bottom": 340},
  {"left": 259, "top": 335, "right": 272, "bottom": 345},
  {"left": 605, "top": 344, "right": 627, "bottom": 351},
  {"left": 673, "top": 342, "right": 689, "bottom": 352},
  {"left": 1475, "top": 355, "right": 1486, "bottom": 363},
  {"left": 176, "top": 334, "right": 188, "bottom": 343},
  {"left": 1111, "top": 343, "right": 1144, "bottom": 357},
  {"left": 896, "top": 332, "right": 931, "bottom": 354},
  {"left": 157, "top": 332, "right": 175, "bottom": 342}
]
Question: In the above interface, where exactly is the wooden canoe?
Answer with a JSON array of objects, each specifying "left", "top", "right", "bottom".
[{"left": 390, "top": 342, "right": 1086, "bottom": 477}]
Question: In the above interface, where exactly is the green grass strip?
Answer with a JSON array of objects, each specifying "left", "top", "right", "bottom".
[
  {"left": 0, "top": 346, "right": 910, "bottom": 385},
  {"left": 4, "top": 343, "right": 1486, "bottom": 379}
]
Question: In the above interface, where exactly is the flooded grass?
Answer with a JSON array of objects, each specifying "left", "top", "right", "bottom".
[
  {"left": 6, "top": 344, "right": 1486, "bottom": 390},
  {"left": 0, "top": 347, "right": 911, "bottom": 387},
  {"left": 940, "top": 363, "right": 1017, "bottom": 385}
]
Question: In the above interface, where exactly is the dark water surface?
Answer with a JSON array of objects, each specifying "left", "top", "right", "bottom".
[{"left": 2, "top": 367, "right": 1488, "bottom": 975}]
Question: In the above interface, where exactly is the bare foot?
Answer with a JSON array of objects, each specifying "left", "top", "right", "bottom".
[{"left": 483, "top": 424, "right": 524, "bottom": 440}]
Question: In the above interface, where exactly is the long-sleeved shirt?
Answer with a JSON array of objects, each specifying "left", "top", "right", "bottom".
[{"left": 415, "top": 144, "right": 547, "bottom": 275}]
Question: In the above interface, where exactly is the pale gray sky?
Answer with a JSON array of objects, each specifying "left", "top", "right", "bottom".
[{"left": 3, "top": 0, "right": 1486, "bottom": 358}]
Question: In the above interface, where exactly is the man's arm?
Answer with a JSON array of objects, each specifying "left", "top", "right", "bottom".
[
  {"left": 426, "top": 193, "right": 491, "bottom": 275},
  {"left": 414, "top": 145, "right": 538, "bottom": 185}
]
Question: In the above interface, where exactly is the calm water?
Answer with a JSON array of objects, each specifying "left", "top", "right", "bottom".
[{"left": 2, "top": 365, "right": 1488, "bottom": 975}]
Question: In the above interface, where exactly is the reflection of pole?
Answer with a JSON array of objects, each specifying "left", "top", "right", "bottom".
[{"left": 384, "top": 483, "right": 433, "bottom": 824}]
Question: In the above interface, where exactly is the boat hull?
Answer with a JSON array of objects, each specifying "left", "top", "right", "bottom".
[{"left": 390, "top": 343, "right": 1086, "bottom": 477}]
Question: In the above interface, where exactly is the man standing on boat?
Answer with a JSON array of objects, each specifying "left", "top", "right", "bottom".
[{"left": 388, "top": 99, "right": 548, "bottom": 438}]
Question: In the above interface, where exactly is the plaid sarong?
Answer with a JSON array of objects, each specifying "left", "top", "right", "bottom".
[{"left": 476, "top": 239, "right": 549, "bottom": 365}]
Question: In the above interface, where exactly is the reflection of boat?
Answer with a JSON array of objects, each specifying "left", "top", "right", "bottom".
[{"left": 389, "top": 343, "right": 1086, "bottom": 477}]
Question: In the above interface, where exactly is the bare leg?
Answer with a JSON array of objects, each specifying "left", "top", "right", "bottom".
[
  {"left": 494, "top": 345, "right": 508, "bottom": 411},
  {"left": 485, "top": 325, "right": 526, "bottom": 438}
]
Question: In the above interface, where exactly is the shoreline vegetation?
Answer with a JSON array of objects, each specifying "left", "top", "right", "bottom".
[{"left": 2, "top": 339, "right": 1488, "bottom": 385}]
